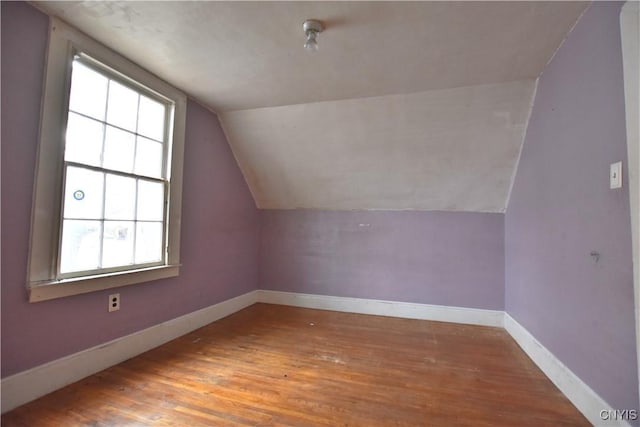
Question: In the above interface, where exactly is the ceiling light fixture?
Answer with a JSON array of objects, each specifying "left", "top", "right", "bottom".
[{"left": 303, "top": 19, "right": 323, "bottom": 53}]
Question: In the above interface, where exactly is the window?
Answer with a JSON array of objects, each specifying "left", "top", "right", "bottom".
[
  {"left": 60, "top": 56, "right": 169, "bottom": 277},
  {"left": 27, "top": 19, "right": 186, "bottom": 302}
]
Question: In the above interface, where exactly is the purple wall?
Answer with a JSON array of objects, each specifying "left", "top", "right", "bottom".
[
  {"left": 1, "top": 2, "right": 259, "bottom": 378},
  {"left": 505, "top": 2, "right": 638, "bottom": 412},
  {"left": 3, "top": 1, "right": 636, "bottom": 416},
  {"left": 260, "top": 210, "right": 504, "bottom": 310}
]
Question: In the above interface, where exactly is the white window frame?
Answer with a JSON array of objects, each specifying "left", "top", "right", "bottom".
[{"left": 27, "top": 18, "right": 186, "bottom": 302}]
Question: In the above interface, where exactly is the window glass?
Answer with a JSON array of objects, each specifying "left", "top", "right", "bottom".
[
  {"left": 63, "top": 166, "right": 104, "bottom": 220},
  {"left": 65, "top": 113, "right": 104, "bottom": 167},
  {"left": 135, "top": 136, "right": 163, "bottom": 178},
  {"left": 68, "top": 61, "right": 108, "bottom": 120},
  {"left": 60, "top": 220, "right": 101, "bottom": 273},
  {"left": 106, "top": 80, "right": 139, "bottom": 132},
  {"left": 104, "top": 174, "right": 136, "bottom": 220},
  {"left": 135, "top": 222, "right": 163, "bottom": 264},
  {"left": 103, "top": 126, "right": 135, "bottom": 173},
  {"left": 137, "top": 180, "right": 164, "bottom": 221},
  {"left": 138, "top": 95, "right": 166, "bottom": 141},
  {"left": 102, "top": 221, "right": 135, "bottom": 268},
  {"left": 58, "top": 57, "right": 169, "bottom": 276}
]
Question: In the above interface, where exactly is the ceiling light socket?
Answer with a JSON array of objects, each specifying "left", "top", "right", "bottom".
[
  {"left": 303, "top": 19, "right": 323, "bottom": 34},
  {"left": 303, "top": 19, "right": 323, "bottom": 52}
]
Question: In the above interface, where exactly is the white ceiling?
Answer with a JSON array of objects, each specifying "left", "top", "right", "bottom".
[
  {"left": 34, "top": 1, "right": 588, "bottom": 212},
  {"left": 222, "top": 80, "right": 536, "bottom": 212}
]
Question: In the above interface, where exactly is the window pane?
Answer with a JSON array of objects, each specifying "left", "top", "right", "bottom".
[
  {"left": 103, "top": 126, "right": 135, "bottom": 173},
  {"left": 104, "top": 174, "right": 136, "bottom": 220},
  {"left": 106, "top": 80, "right": 138, "bottom": 132},
  {"left": 63, "top": 167, "right": 104, "bottom": 219},
  {"left": 102, "top": 221, "right": 134, "bottom": 268},
  {"left": 135, "top": 222, "right": 163, "bottom": 264},
  {"left": 135, "top": 136, "right": 163, "bottom": 178},
  {"left": 137, "top": 180, "right": 164, "bottom": 221},
  {"left": 64, "top": 112, "right": 103, "bottom": 167},
  {"left": 60, "top": 220, "right": 101, "bottom": 273},
  {"left": 138, "top": 95, "right": 166, "bottom": 141},
  {"left": 69, "top": 60, "right": 108, "bottom": 120}
]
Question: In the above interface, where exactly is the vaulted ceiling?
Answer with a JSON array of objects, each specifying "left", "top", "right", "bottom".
[{"left": 34, "top": 1, "right": 589, "bottom": 212}]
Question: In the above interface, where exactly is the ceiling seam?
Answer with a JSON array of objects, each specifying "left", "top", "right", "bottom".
[
  {"left": 221, "top": 79, "right": 543, "bottom": 115},
  {"left": 502, "top": 77, "right": 540, "bottom": 214},
  {"left": 539, "top": 3, "right": 591, "bottom": 79},
  {"left": 218, "top": 118, "right": 261, "bottom": 210}
]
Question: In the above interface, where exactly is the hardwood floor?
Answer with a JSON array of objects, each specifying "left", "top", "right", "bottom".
[{"left": 2, "top": 303, "right": 589, "bottom": 426}]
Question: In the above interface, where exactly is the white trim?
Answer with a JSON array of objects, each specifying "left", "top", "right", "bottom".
[
  {"left": 29, "top": 265, "right": 180, "bottom": 302},
  {"left": 1, "top": 290, "right": 259, "bottom": 414},
  {"left": 0, "top": 290, "right": 502, "bottom": 414},
  {"left": 504, "top": 313, "right": 632, "bottom": 427},
  {"left": 256, "top": 290, "right": 504, "bottom": 327},
  {"left": 620, "top": 0, "right": 640, "bottom": 409},
  {"left": 3, "top": 290, "right": 626, "bottom": 423},
  {"left": 26, "top": 17, "right": 187, "bottom": 301}
]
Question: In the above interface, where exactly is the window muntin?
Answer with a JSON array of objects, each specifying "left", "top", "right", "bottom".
[
  {"left": 27, "top": 19, "right": 185, "bottom": 302},
  {"left": 58, "top": 55, "right": 171, "bottom": 278}
]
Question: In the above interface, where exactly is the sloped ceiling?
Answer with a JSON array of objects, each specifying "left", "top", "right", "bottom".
[
  {"left": 223, "top": 81, "right": 536, "bottom": 211},
  {"left": 34, "top": 1, "right": 588, "bottom": 212}
]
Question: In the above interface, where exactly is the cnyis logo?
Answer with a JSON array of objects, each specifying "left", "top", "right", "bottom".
[{"left": 600, "top": 409, "right": 638, "bottom": 421}]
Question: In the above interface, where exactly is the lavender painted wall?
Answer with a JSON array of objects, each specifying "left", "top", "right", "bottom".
[
  {"left": 260, "top": 210, "right": 504, "bottom": 310},
  {"left": 1, "top": 2, "right": 259, "bottom": 378},
  {"left": 505, "top": 2, "right": 638, "bottom": 412}
]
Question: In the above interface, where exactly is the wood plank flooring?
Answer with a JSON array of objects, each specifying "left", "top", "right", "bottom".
[{"left": 2, "top": 303, "right": 589, "bottom": 426}]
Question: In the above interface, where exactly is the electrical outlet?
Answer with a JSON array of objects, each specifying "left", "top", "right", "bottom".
[{"left": 109, "top": 293, "right": 120, "bottom": 312}]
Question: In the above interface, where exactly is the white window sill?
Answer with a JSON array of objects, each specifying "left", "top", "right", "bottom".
[{"left": 28, "top": 265, "right": 181, "bottom": 302}]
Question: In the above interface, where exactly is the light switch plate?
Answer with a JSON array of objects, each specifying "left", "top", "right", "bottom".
[{"left": 610, "top": 162, "right": 622, "bottom": 189}]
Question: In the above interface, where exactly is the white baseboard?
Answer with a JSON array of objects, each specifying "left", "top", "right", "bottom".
[
  {"left": 256, "top": 290, "right": 504, "bottom": 327},
  {"left": 504, "top": 313, "right": 631, "bottom": 427},
  {"left": 3, "top": 289, "right": 500, "bottom": 414},
  {"left": 2, "top": 288, "right": 627, "bottom": 427},
  {"left": 0, "top": 290, "right": 259, "bottom": 414}
]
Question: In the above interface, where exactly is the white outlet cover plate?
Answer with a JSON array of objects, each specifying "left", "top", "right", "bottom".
[
  {"left": 108, "top": 293, "right": 120, "bottom": 312},
  {"left": 610, "top": 161, "right": 622, "bottom": 189}
]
